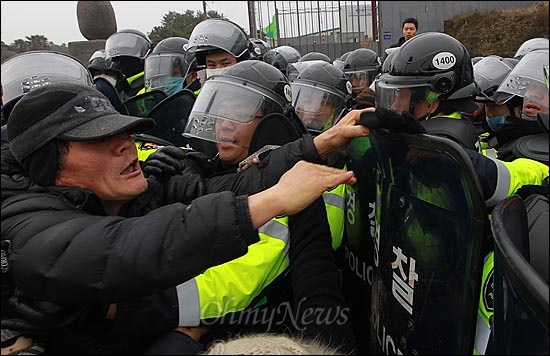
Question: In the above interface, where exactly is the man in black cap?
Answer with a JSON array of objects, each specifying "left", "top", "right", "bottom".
[{"left": 1, "top": 82, "right": 368, "bottom": 354}]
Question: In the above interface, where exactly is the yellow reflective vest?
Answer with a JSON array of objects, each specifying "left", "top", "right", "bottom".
[{"left": 136, "top": 143, "right": 291, "bottom": 325}]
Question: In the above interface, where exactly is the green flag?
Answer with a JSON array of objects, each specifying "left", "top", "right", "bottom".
[{"left": 264, "top": 15, "right": 277, "bottom": 39}]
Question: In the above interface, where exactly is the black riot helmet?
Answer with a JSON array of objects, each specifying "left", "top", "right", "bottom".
[
  {"left": 474, "top": 56, "right": 519, "bottom": 103},
  {"left": 87, "top": 49, "right": 123, "bottom": 79},
  {"left": 333, "top": 50, "right": 352, "bottom": 70},
  {"left": 88, "top": 50, "right": 109, "bottom": 76},
  {"left": 152, "top": 36, "right": 188, "bottom": 54},
  {"left": 105, "top": 29, "right": 152, "bottom": 60},
  {"left": 183, "top": 60, "right": 307, "bottom": 158},
  {"left": 249, "top": 38, "right": 271, "bottom": 60},
  {"left": 473, "top": 56, "right": 524, "bottom": 133},
  {"left": 291, "top": 61, "right": 353, "bottom": 134},
  {"left": 299, "top": 51, "right": 332, "bottom": 63},
  {"left": 186, "top": 18, "right": 251, "bottom": 67},
  {"left": 263, "top": 46, "right": 301, "bottom": 77},
  {"left": 381, "top": 47, "right": 399, "bottom": 74},
  {"left": 105, "top": 29, "right": 153, "bottom": 77},
  {"left": 377, "top": 32, "right": 479, "bottom": 117},
  {"left": 144, "top": 37, "right": 195, "bottom": 96},
  {"left": 343, "top": 48, "right": 381, "bottom": 96}
]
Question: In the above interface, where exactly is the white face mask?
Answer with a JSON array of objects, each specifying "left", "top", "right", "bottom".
[{"left": 206, "top": 67, "right": 227, "bottom": 79}]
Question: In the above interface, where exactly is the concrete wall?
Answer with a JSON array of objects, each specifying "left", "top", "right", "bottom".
[{"left": 68, "top": 39, "right": 106, "bottom": 66}]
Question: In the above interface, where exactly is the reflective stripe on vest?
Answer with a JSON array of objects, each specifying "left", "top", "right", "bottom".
[
  {"left": 323, "top": 184, "right": 346, "bottom": 250},
  {"left": 485, "top": 157, "right": 512, "bottom": 206},
  {"left": 433, "top": 111, "right": 462, "bottom": 120},
  {"left": 127, "top": 71, "right": 144, "bottom": 85},
  {"left": 175, "top": 216, "right": 290, "bottom": 326}
]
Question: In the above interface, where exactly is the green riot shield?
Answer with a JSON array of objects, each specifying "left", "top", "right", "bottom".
[
  {"left": 342, "top": 135, "right": 377, "bottom": 354},
  {"left": 491, "top": 194, "right": 549, "bottom": 355},
  {"left": 368, "top": 129, "right": 488, "bottom": 354},
  {"left": 122, "top": 89, "right": 167, "bottom": 118}
]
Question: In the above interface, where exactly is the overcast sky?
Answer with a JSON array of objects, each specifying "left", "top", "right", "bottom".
[{"left": 1, "top": 1, "right": 253, "bottom": 45}]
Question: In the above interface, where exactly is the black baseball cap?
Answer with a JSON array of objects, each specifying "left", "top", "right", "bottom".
[{"left": 8, "top": 82, "right": 155, "bottom": 162}]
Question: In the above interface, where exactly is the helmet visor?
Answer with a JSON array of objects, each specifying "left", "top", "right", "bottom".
[
  {"left": 494, "top": 49, "right": 549, "bottom": 111},
  {"left": 473, "top": 56, "right": 516, "bottom": 102},
  {"left": 291, "top": 82, "right": 346, "bottom": 131},
  {"left": 376, "top": 80, "right": 437, "bottom": 114},
  {"left": 183, "top": 79, "right": 284, "bottom": 147},
  {"left": 287, "top": 60, "right": 328, "bottom": 82},
  {"left": 1, "top": 51, "right": 92, "bottom": 105},
  {"left": 105, "top": 32, "right": 151, "bottom": 59},
  {"left": 345, "top": 70, "right": 376, "bottom": 93},
  {"left": 187, "top": 20, "right": 249, "bottom": 60},
  {"left": 145, "top": 54, "right": 189, "bottom": 92}
]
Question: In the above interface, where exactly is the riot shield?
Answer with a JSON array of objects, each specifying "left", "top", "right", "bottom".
[
  {"left": 147, "top": 89, "right": 196, "bottom": 147},
  {"left": 491, "top": 194, "right": 549, "bottom": 355},
  {"left": 342, "top": 135, "right": 378, "bottom": 354},
  {"left": 122, "top": 89, "right": 167, "bottom": 118},
  {"left": 368, "top": 129, "right": 488, "bottom": 354}
]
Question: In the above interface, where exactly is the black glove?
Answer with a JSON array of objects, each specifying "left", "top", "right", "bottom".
[
  {"left": 141, "top": 146, "right": 213, "bottom": 180},
  {"left": 360, "top": 107, "right": 427, "bottom": 134}
]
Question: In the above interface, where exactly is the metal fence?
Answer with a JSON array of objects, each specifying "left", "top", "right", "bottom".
[
  {"left": 251, "top": 1, "right": 539, "bottom": 61},
  {"left": 252, "top": 1, "right": 375, "bottom": 61}
]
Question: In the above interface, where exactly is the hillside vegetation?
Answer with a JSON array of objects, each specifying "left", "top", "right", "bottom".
[{"left": 444, "top": 1, "right": 549, "bottom": 57}]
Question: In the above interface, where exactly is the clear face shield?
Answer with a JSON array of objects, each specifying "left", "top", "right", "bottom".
[
  {"left": 291, "top": 82, "right": 347, "bottom": 131},
  {"left": 183, "top": 79, "right": 285, "bottom": 148},
  {"left": 521, "top": 80, "right": 550, "bottom": 118},
  {"left": 345, "top": 69, "right": 377, "bottom": 94},
  {"left": 376, "top": 80, "right": 440, "bottom": 117},
  {"left": 105, "top": 32, "right": 151, "bottom": 59},
  {"left": 494, "top": 49, "right": 549, "bottom": 118},
  {"left": 144, "top": 54, "right": 189, "bottom": 96},
  {"left": 1, "top": 52, "right": 93, "bottom": 107}
]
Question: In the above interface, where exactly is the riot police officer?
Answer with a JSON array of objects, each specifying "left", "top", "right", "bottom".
[
  {"left": 263, "top": 45, "right": 302, "bottom": 78},
  {"left": 105, "top": 29, "right": 153, "bottom": 101}
]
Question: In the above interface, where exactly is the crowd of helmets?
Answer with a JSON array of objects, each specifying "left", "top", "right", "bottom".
[
  {"left": 1, "top": 23, "right": 547, "bottom": 157},
  {"left": 1, "top": 19, "right": 548, "bottom": 167}
]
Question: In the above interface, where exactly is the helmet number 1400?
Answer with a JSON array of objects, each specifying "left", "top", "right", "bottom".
[{"left": 432, "top": 52, "right": 456, "bottom": 70}]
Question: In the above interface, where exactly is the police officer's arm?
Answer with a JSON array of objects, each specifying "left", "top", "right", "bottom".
[
  {"left": 465, "top": 149, "right": 549, "bottom": 207},
  {"left": 247, "top": 161, "right": 356, "bottom": 228},
  {"left": 313, "top": 108, "right": 372, "bottom": 160}
]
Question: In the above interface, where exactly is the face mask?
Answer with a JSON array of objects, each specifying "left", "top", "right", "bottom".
[
  {"left": 486, "top": 112, "right": 509, "bottom": 132},
  {"left": 161, "top": 77, "right": 185, "bottom": 96},
  {"left": 206, "top": 67, "right": 226, "bottom": 79}
]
